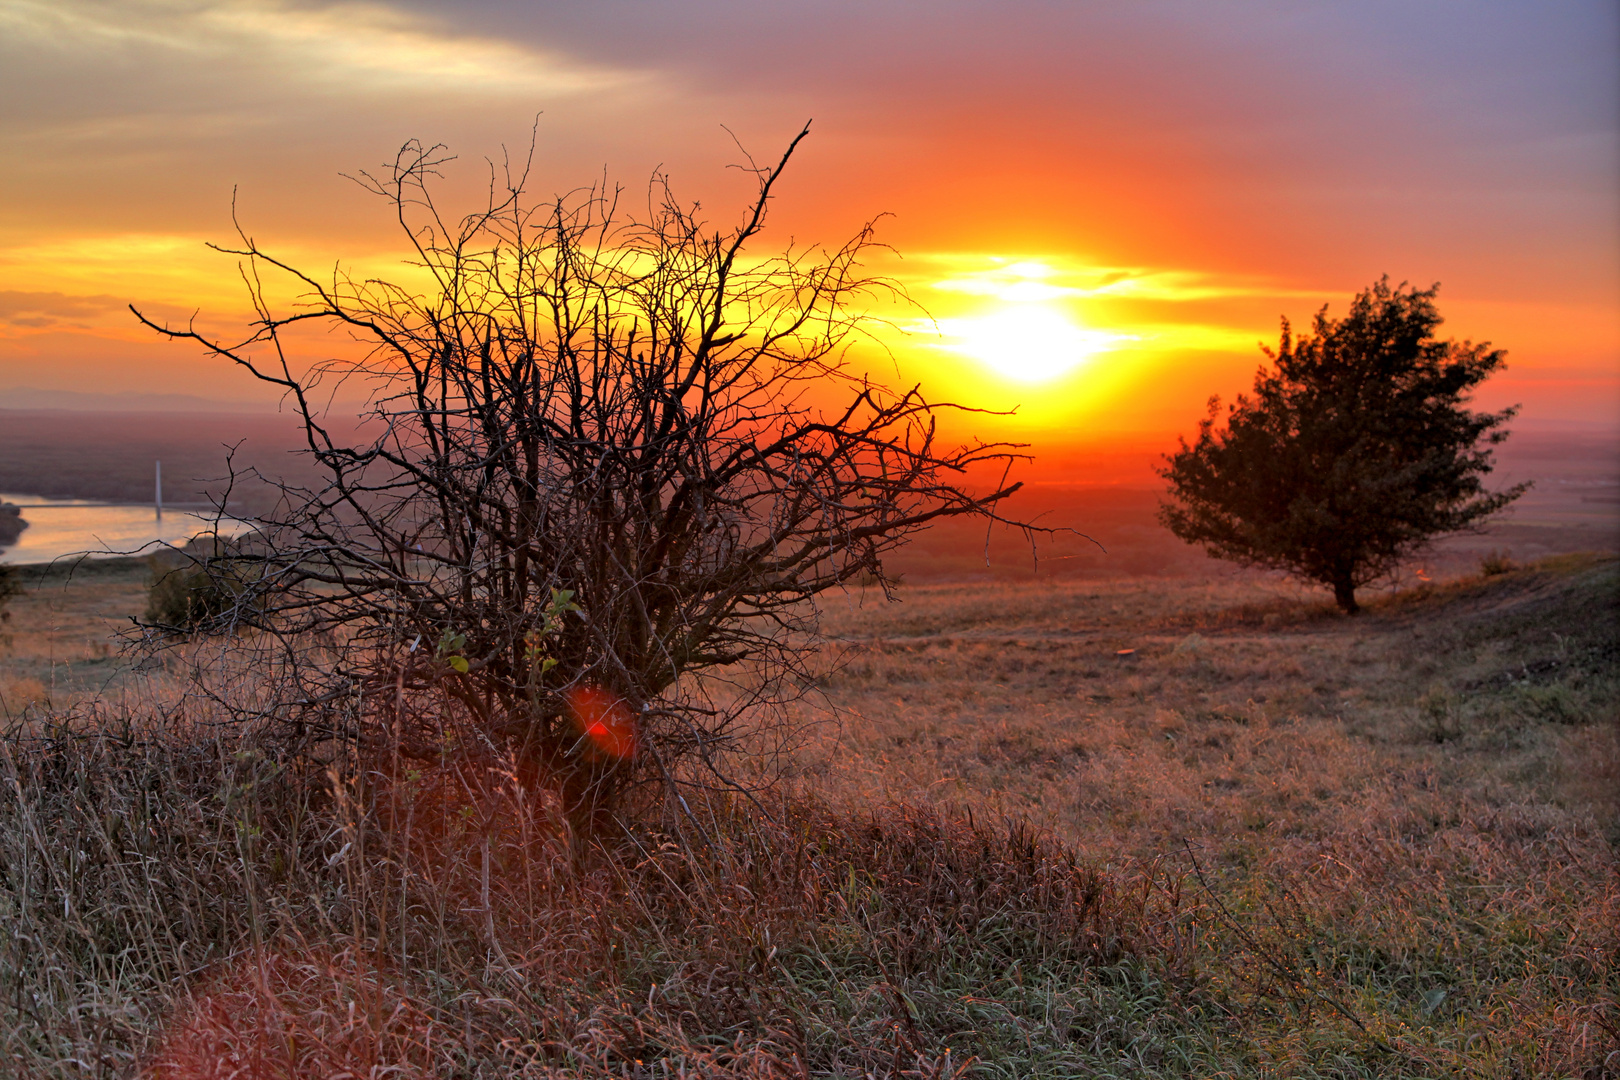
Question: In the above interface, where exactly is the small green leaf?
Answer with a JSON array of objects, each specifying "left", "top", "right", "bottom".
[
  {"left": 449, "top": 656, "right": 469, "bottom": 674},
  {"left": 546, "top": 587, "right": 582, "bottom": 627}
]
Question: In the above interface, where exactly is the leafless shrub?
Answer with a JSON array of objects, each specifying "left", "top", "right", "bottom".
[{"left": 132, "top": 126, "right": 1032, "bottom": 828}]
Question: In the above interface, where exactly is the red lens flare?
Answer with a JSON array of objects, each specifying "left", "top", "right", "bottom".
[{"left": 565, "top": 684, "right": 637, "bottom": 760}]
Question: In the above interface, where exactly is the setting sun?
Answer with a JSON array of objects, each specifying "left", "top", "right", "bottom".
[{"left": 935, "top": 304, "right": 1125, "bottom": 383}]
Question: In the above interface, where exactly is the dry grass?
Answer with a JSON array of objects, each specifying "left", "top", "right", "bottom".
[
  {"left": 784, "top": 555, "right": 1620, "bottom": 1075},
  {"left": 0, "top": 557, "right": 148, "bottom": 716},
  {"left": 0, "top": 554, "right": 1615, "bottom": 1077},
  {"left": 1, "top": 718, "right": 1173, "bottom": 1078}
]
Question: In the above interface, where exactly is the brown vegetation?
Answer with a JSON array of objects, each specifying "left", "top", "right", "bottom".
[
  {"left": 0, "top": 553, "right": 1614, "bottom": 1077},
  {"left": 0, "top": 501, "right": 26, "bottom": 547}
]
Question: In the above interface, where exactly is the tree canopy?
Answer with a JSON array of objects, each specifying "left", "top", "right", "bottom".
[{"left": 1159, "top": 277, "right": 1526, "bottom": 613}]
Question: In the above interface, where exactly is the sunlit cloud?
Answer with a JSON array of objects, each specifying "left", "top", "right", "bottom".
[
  {"left": 0, "top": 234, "right": 259, "bottom": 318},
  {"left": 202, "top": 2, "right": 627, "bottom": 96},
  {"left": 929, "top": 258, "right": 1102, "bottom": 302},
  {"left": 1122, "top": 322, "right": 1270, "bottom": 354},
  {"left": 0, "top": 231, "right": 448, "bottom": 348},
  {"left": 0, "top": 0, "right": 635, "bottom": 98},
  {"left": 0, "top": 291, "right": 123, "bottom": 330},
  {"left": 915, "top": 254, "right": 1334, "bottom": 305},
  {"left": 929, "top": 260, "right": 1087, "bottom": 303}
]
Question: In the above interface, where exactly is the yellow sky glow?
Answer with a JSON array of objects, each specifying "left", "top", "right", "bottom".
[{"left": 0, "top": 0, "right": 1613, "bottom": 446}]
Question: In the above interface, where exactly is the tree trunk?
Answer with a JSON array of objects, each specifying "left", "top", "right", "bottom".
[{"left": 1332, "top": 575, "right": 1360, "bottom": 614}]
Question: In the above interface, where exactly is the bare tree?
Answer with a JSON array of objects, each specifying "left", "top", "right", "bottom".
[{"left": 133, "top": 127, "right": 1029, "bottom": 828}]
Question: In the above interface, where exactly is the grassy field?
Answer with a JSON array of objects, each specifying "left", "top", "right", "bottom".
[
  {"left": 792, "top": 558, "right": 1619, "bottom": 1071},
  {"left": 0, "top": 557, "right": 150, "bottom": 717},
  {"left": 0, "top": 554, "right": 1615, "bottom": 1077}
]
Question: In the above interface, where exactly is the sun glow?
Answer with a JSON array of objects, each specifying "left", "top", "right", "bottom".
[
  {"left": 935, "top": 304, "right": 1125, "bottom": 383},
  {"left": 920, "top": 259, "right": 1135, "bottom": 384}
]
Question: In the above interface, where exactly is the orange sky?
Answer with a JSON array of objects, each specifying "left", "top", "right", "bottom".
[{"left": 2, "top": 1, "right": 1615, "bottom": 480}]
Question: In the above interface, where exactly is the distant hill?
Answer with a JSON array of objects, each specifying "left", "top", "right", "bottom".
[
  {"left": 0, "top": 409, "right": 319, "bottom": 516},
  {"left": 0, "top": 408, "right": 1611, "bottom": 579},
  {"left": 0, "top": 386, "right": 279, "bottom": 413}
]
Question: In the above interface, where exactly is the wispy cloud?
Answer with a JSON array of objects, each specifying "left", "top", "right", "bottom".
[
  {"left": 911, "top": 253, "right": 1332, "bottom": 305},
  {"left": 0, "top": 290, "right": 123, "bottom": 330},
  {"left": 0, "top": 0, "right": 635, "bottom": 98},
  {"left": 0, "top": 291, "right": 121, "bottom": 318}
]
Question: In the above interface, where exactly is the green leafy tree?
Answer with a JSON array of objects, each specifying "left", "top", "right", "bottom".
[{"left": 1160, "top": 277, "right": 1526, "bottom": 613}]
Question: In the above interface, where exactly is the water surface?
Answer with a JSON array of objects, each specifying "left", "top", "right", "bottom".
[{"left": 0, "top": 493, "right": 250, "bottom": 566}]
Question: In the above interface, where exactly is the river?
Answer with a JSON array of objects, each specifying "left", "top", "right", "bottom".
[{"left": 0, "top": 493, "right": 252, "bottom": 566}]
